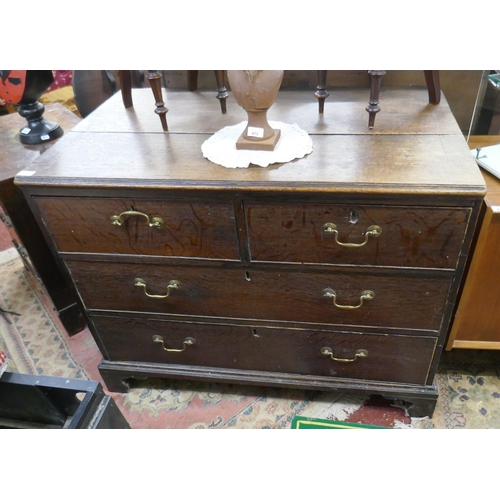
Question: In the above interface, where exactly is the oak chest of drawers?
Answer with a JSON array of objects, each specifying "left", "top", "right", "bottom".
[{"left": 16, "top": 88, "right": 486, "bottom": 417}]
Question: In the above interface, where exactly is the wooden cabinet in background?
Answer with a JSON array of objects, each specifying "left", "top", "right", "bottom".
[{"left": 446, "top": 136, "right": 500, "bottom": 350}]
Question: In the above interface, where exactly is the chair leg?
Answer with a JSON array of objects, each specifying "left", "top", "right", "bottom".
[
  {"left": 118, "top": 70, "right": 133, "bottom": 108},
  {"left": 424, "top": 70, "right": 441, "bottom": 104},
  {"left": 214, "top": 70, "right": 228, "bottom": 114},
  {"left": 146, "top": 70, "right": 168, "bottom": 132},
  {"left": 366, "top": 70, "right": 386, "bottom": 129},
  {"left": 315, "top": 70, "right": 329, "bottom": 114},
  {"left": 187, "top": 70, "right": 198, "bottom": 91}
]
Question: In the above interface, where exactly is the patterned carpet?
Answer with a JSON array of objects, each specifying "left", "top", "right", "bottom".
[{"left": 1, "top": 246, "right": 500, "bottom": 428}]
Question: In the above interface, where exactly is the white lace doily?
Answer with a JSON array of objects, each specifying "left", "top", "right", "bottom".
[{"left": 202, "top": 121, "right": 313, "bottom": 169}]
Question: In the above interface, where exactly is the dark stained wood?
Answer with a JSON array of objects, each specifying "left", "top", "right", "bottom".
[
  {"left": 91, "top": 313, "right": 437, "bottom": 385},
  {"left": 97, "top": 358, "right": 439, "bottom": 417},
  {"left": 16, "top": 89, "right": 486, "bottom": 417},
  {"left": 214, "top": 70, "right": 228, "bottom": 114},
  {"left": 187, "top": 70, "right": 198, "bottom": 91},
  {"left": 367, "top": 70, "right": 441, "bottom": 128},
  {"left": 0, "top": 103, "right": 85, "bottom": 335},
  {"left": 35, "top": 196, "right": 239, "bottom": 259},
  {"left": 315, "top": 70, "right": 329, "bottom": 113},
  {"left": 72, "top": 87, "right": 464, "bottom": 136},
  {"left": 118, "top": 70, "right": 133, "bottom": 108},
  {"left": 424, "top": 70, "right": 441, "bottom": 105},
  {"left": 20, "top": 131, "right": 483, "bottom": 198},
  {"left": 309, "top": 70, "right": 444, "bottom": 125},
  {"left": 246, "top": 202, "right": 470, "bottom": 269},
  {"left": 367, "top": 70, "right": 386, "bottom": 128},
  {"left": 188, "top": 70, "right": 228, "bottom": 113},
  {"left": 146, "top": 71, "right": 168, "bottom": 131},
  {"left": 65, "top": 258, "right": 451, "bottom": 331}
]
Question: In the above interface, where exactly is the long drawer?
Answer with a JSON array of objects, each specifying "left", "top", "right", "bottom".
[
  {"left": 35, "top": 196, "right": 240, "bottom": 260},
  {"left": 67, "top": 259, "right": 452, "bottom": 331},
  {"left": 246, "top": 202, "right": 470, "bottom": 269},
  {"left": 90, "top": 314, "right": 437, "bottom": 385}
]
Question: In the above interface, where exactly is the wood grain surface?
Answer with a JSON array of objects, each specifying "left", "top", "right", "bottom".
[
  {"left": 91, "top": 312, "right": 437, "bottom": 385},
  {"left": 65, "top": 258, "right": 452, "bottom": 332},
  {"left": 36, "top": 196, "right": 239, "bottom": 259}
]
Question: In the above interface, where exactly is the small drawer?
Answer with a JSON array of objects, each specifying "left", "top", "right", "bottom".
[
  {"left": 67, "top": 259, "right": 452, "bottom": 331},
  {"left": 35, "top": 196, "right": 239, "bottom": 260},
  {"left": 246, "top": 202, "right": 470, "bottom": 269},
  {"left": 91, "top": 314, "right": 437, "bottom": 385}
]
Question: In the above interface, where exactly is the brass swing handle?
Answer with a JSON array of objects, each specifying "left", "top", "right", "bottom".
[
  {"left": 323, "top": 223, "right": 382, "bottom": 247},
  {"left": 135, "top": 278, "right": 181, "bottom": 298},
  {"left": 153, "top": 335, "right": 195, "bottom": 353},
  {"left": 321, "top": 347, "right": 368, "bottom": 363},
  {"left": 323, "top": 288, "right": 375, "bottom": 310},
  {"left": 110, "top": 210, "right": 165, "bottom": 229}
]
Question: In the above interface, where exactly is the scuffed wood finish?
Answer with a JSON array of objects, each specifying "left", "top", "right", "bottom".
[
  {"left": 246, "top": 202, "right": 470, "bottom": 269},
  {"left": 24, "top": 132, "right": 483, "bottom": 197},
  {"left": 36, "top": 196, "right": 239, "bottom": 259},
  {"left": 91, "top": 313, "right": 437, "bottom": 385},
  {"left": 72, "top": 88, "right": 463, "bottom": 135},
  {"left": 65, "top": 258, "right": 451, "bottom": 331},
  {"left": 16, "top": 88, "right": 486, "bottom": 417}
]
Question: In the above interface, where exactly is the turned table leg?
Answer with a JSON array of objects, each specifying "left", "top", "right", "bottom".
[
  {"left": 315, "top": 70, "right": 329, "bottom": 114},
  {"left": 214, "top": 70, "right": 228, "bottom": 114},
  {"left": 146, "top": 70, "right": 168, "bottom": 132},
  {"left": 188, "top": 70, "right": 228, "bottom": 114},
  {"left": 366, "top": 70, "right": 386, "bottom": 129}
]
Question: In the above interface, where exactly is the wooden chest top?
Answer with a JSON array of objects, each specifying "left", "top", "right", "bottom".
[{"left": 15, "top": 88, "right": 485, "bottom": 199}]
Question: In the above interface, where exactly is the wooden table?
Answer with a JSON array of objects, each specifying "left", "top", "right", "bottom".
[
  {"left": 16, "top": 88, "right": 486, "bottom": 417},
  {"left": 0, "top": 103, "right": 86, "bottom": 335},
  {"left": 446, "top": 135, "right": 500, "bottom": 349}
]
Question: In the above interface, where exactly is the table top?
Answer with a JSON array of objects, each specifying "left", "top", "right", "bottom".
[
  {"left": 15, "top": 89, "right": 486, "bottom": 199},
  {"left": 0, "top": 103, "right": 81, "bottom": 182}
]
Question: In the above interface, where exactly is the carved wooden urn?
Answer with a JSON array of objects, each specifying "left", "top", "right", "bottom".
[{"left": 227, "top": 70, "right": 283, "bottom": 151}]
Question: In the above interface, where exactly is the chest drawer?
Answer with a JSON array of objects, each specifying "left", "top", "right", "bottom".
[
  {"left": 35, "top": 197, "right": 240, "bottom": 260},
  {"left": 246, "top": 202, "right": 469, "bottom": 269},
  {"left": 91, "top": 314, "right": 437, "bottom": 385},
  {"left": 67, "top": 259, "right": 452, "bottom": 331}
]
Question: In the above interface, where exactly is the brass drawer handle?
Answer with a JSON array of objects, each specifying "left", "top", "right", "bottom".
[
  {"left": 134, "top": 278, "right": 181, "bottom": 298},
  {"left": 153, "top": 335, "right": 195, "bottom": 353},
  {"left": 323, "top": 288, "right": 375, "bottom": 309},
  {"left": 110, "top": 210, "right": 165, "bottom": 229},
  {"left": 321, "top": 347, "right": 368, "bottom": 363},
  {"left": 323, "top": 223, "right": 382, "bottom": 247}
]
